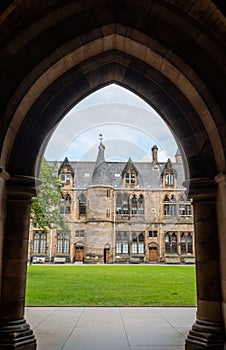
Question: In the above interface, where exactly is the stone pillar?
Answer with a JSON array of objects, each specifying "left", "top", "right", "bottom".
[
  {"left": 0, "top": 175, "right": 41, "bottom": 349},
  {"left": 215, "top": 173, "right": 226, "bottom": 340},
  {"left": 184, "top": 178, "right": 225, "bottom": 349}
]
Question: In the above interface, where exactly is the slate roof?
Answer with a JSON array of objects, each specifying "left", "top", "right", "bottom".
[
  {"left": 58, "top": 160, "right": 185, "bottom": 189},
  {"left": 55, "top": 143, "right": 185, "bottom": 190}
]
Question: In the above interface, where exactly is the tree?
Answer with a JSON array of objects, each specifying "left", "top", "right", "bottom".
[{"left": 31, "top": 158, "right": 69, "bottom": 233}]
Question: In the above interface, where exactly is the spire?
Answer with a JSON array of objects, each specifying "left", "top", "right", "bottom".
[
  {"left": 94, "top": 134, "right": 105, "bottom": 169},
  {"left": 91, "top": 134, "right": 110, "bottom": 185}
]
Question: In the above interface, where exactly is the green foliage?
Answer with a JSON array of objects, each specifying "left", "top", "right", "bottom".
[
  {"left": 31, "top": 158, "right": 69, "bottom": 233},
  {"left": 26, "top": 265, "right": 196, "bottom": 306}
]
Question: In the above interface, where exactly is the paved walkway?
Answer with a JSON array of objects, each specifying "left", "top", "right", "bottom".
[{"left": 25, "top": 307, "right": 196, "bottom": 350}]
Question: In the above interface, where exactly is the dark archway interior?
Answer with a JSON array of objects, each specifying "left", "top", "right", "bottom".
[
  {"left": 9, "top": 54, "right": 213, "bottom": 180},
  {"left": 0, "top": 1, "right": 225, "bottom": 180},
  {"left": 0, "top": 1, "right": 226, "bottom": 349}
]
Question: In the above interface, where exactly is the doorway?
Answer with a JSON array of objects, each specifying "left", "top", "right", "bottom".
[
  {"left": 75, "top": 245, "right": 84, "bottom": 262},
  {"left": 104, "top": 244, "right": 110, "bottom": 263},
  {"left": 149, "top": 243, "right": 158, "bottom": 262}
]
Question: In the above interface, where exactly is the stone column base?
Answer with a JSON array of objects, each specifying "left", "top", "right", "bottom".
[
  {"left": 0, "top": 319, "right": 36, "bottom": 349},
  {"left": 185, "top": 319, "right": 225, "bottom": 349}
]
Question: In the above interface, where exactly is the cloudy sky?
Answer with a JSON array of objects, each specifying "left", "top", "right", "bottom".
[{"left": 44, "top": 84, "right": 178, "bottom": 162}]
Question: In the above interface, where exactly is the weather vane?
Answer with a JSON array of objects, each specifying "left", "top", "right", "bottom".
[{"left": 99, "top": 133, "right": 103, "bottom": 143}]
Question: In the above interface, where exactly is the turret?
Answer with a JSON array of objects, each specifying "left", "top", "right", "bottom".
[{"left": 91, "top": 134, "right": 110, "bottom": 185}]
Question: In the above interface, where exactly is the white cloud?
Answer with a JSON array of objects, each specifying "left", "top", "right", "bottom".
[{"left": 44, "top": 84, "right": 178, "bottom": 162}]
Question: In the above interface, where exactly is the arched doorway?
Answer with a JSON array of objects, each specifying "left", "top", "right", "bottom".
[
  {"left": 0, "top": 2, "right": 226, "bottom": 349},
  {"left": 104, "top": 244, "right": 111, "bottom": 264},
  {"left": 148, "top": 243, "right": 158, "bottom": 262},
  {"left": 74, "top": 244, "right": 84, "bottom": 263}
]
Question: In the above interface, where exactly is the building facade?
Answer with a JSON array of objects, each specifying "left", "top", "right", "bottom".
[{"left": 29, "top": 142, "right": 194, "bottom": 264}]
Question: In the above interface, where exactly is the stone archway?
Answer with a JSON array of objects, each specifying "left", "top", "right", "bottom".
[
  {"left": 148, "top": 242, "right": 158, "bottom": 262},
  {"left": 104, "top": 244, "right": 111, "bottom": 264},
  {"left": 0, "top": 1, "right": 226, "bottom": 349}
]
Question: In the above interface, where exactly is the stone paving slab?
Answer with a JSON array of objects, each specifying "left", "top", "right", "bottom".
[{"left": 25, "top": 307, "right": 196, "bottom": 350}]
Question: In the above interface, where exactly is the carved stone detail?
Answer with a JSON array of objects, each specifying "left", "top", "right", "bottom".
[
  {"left": 0, "top": 319, "right": 36, "bottom": 349},
  {"left": 185, "top": 319, "right": 225, "bottom": 349}
]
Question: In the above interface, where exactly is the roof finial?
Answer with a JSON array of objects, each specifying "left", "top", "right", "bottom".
[{"left": 99, "top": 133, "right": 103, "bottom": 144}]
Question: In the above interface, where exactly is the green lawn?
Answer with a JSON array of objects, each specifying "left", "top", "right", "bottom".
[{"left": 26, "top": 265, "right": 196, "bottom": 306}]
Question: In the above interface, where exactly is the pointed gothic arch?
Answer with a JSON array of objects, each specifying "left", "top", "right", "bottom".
[{"left": 0, "top": 1, "right": 226, "bottom": 349}]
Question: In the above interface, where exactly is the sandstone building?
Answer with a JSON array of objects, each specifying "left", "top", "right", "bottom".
[{"left": 29, "top": 141, "right": 194, "bottom": 264}]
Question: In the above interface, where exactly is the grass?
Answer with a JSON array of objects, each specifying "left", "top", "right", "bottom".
[{"left": 26, "top": 265, "right": 196, "bottom": 306}]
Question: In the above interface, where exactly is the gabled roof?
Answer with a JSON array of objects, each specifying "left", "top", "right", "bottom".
[
  {"left": 122, "top": 158, "right": 138, "bottom": 175},
  {"left": 58, "top": 157, "right": 74, "bottom": 176},
  {"left": 161, "top": 158, "right": 177, "bottom": 177}
]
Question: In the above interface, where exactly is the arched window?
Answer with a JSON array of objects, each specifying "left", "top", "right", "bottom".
[
  {"left": 138, "top": 195, "right": 144, "bottom": 214},
  {"left": 63, "top": 233, "right": 70, "bottom": 253},
  {"left": 171, "top": 233, "right": 178, "bottom": 253},
  {"left": 131, "top": 195, "right": 137, "bottom": 204},
  {"left": 33, "top": 232, "right": 46, "bottom": 254},
  {"left": 116, "top": 193, "right": 130, "bottom": 216},
  {"left": 40, "top": 233, "right": 47, "bottom": 253},
  {"left": 60, "top": 194, "right": 71, "bottom": 214},
  {"left": 187, "top": 233, "right": 193, "bottom": 253},
  {"left": 116, "top": 193, "right": 122, "bottom": 214},
  {"left": 57, "top": 232, "right": 63, "bottom": 253},
  {"left": 164, "top": 195, "right": 170, "bottom": 216},
  {"left": 33, "top": 232, "right": 40, "bottom": 253},
  {"left": 170, "top": 195, "right": 177, "bottom": 216},
  {"left": 131, "top": 195, "right": 138, "bottom": 215},
  {"left": 122, "top": 233, "right": 129, "bottom": 253},
  {"left": 180, "top": 233, "right": 186, "bottom": 254},
  {"left": 165, "top": 232, "right": 178, "bottom": 254},
  {"left": 163, "top": 195, "right": 177, "bottom": 216},
  {"left": 131, "top": 232, "right": 145, "bottom": 254},
  {"left": 132, "top": 233, "right": 137, "bottom": 253},
  {"left": 116, "top": 232, "right": 129, "bottom": 254},
  {"left": 165, "top": 233, "right": 170, "bottom": 253},
  {"left": 57, "top": 232, "right": 70, "bottom": 254}
]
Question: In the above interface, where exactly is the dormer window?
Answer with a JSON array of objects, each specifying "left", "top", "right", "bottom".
[
  {"left": 165, "top": 173, "right": 174, "bottom": 186},
  {"left": 58, "top": 157, "right": 74, "bottom": 188},
  {"left": 126, "top": 173, "right": 135, "bottom": 184},
  {"left": 122, "top": 158, "right": 138, "bottom": 188},
  {"left": 61, "top": 173, "right": 71, "bottom": 184},
  {"left": 161, "top": 158, "right": 177, "bottom": 188}
]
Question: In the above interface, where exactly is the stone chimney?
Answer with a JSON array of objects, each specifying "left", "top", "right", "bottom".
[{"left": 152, "top": 145, "right": 158, "bottom": 168}]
